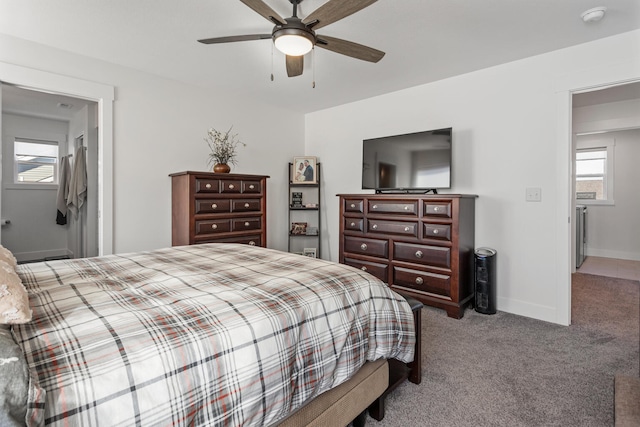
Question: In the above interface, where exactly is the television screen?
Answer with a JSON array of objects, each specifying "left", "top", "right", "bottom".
[{"left": 362, "top": 128, "right": 452, "bottom": 192}]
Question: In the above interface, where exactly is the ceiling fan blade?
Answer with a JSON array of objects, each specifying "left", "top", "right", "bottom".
[
  {"left": 302, "top": 0, "right": 377, "bottom": 30},
  {"left": 315, "top": 35, "right": 385, "bottom": 63},
  {"left": 286, "top": 55, "right": 304, "bottom": 77},
  {"left": 239, "top": 0, "right": 286, "bottom": 25},
  {"left": 198, "top": 34, "right": 272, "bottom": 44}
]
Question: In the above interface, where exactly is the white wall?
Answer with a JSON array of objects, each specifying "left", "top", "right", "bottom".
[
  {"left": 0, "top": 33, "right": 304, "bottom": 253},
  {"left": 305, "top": 30, "right": 640, "bottom": 324},
  {"left": 1, "top": 113, "right": 70, "bottom": 261},
  {"left": 576, "top": 129, "right": 640, "bottom": 260}
]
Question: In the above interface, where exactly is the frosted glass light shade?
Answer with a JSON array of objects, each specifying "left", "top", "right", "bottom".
[{"left": 274, "top": 34, "right": 313, "bottom": 56}]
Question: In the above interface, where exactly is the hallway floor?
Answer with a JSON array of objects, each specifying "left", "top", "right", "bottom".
[{"left": 577, "top": 256, "right": 640, "bottom": 281}]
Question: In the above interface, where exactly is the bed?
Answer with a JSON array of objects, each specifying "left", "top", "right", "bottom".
[{"left": 1, "top": 243, "right": 415, "bottom": 426}]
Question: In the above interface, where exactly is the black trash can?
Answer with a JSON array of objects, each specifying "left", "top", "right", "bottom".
[{"left": 475, "top": 248, "right": 497, "bottom": 314}]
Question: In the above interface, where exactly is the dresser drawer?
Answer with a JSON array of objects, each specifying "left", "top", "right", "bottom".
[
  {"left": 424, "top": 201, "right": 452, "bottom": 218},
  {"left": 344, "top": 199, "right": 364, "bottom": 213},
  {"left": 344, "top": 218, "right": 364, "bottom": 232},
  {"left": 242, "top": 180, "right": 262, "bottom": 193},
  {"left": 393, "top": 242, "right": 451, "bottom": 269},
  {"left": 232, "top": 217, "right": 262, "bottom": 232},
  {"left": 195, "top": 199, "right": 231, "bottom": 214},
  {"left": 368, "top": 219, "right": 418, "bottom": 237},
  {"left": 423, "top": 223, "right": 451, "bottom": 241},
  {"left": 344, "top": 236, "right": 388, "bottom": 259},
  {"left": 231, "top": 199, "right": 261, "bottom": 212},
  {"left": 197, "top": 235, "right": 262, "bottom": 246},
  {"left": 195, "top": 219, "right": 231, "bottom": 235},
  {"left": 220, "top": 179, "right": 242, "bottom": 193},
  {"left": 195, "top": 179, "right": 220, "bottom": 193},
  {"left": 344, "top": 257, "right": 389, "bottom": 283},
  {"left": 368, "top": 200, "right": 418, "bottom": 215},
  {"left": 393, "top": 266, "right": 451, "bottom": 298}
]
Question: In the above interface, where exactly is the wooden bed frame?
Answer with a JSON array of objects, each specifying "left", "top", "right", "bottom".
[{"left": 278, "top": 294, "right": 423, "bottom": 426}]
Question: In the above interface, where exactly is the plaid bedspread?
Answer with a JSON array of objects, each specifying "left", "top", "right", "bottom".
[{"left": 13, "top": 244, "right": 415, "bottom": 427}]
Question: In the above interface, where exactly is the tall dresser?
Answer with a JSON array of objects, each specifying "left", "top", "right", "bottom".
[
  {"left": 170, "top": 171, "right": 269, "bottom": 247},
  {"left": 338, "top": 194, "right": 476, "bottom": 319}
]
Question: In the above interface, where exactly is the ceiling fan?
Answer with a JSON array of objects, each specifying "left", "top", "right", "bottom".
[{"left": 198, "top": 0, "right": 385, "bottom": 78}]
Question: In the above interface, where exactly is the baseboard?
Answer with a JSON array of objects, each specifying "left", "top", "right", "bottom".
[
  {"left": 586, "top": 248, "right": 640, "bottom": 261},
  {"left": 14, "top": 248, "right": 73, "bottom": 263},
  {"left": 497, "top": 296, "right": 561, "bottom": 325}
]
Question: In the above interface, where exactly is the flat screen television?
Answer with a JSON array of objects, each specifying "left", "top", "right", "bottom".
[{"left": 362, "top": 127, "right": 452, "bottom": 193}]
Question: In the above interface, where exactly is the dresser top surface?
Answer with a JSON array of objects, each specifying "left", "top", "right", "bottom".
[
  {"left": 170, "top": 171, "right": 270, "bottom": 179},
  {"left": 337, "top": 193, "right": 477, "bottom": 199}
]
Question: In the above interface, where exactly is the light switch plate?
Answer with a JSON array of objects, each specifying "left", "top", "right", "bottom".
[{"left": 526, "top": 187, "right": 542, "bottom": 202}]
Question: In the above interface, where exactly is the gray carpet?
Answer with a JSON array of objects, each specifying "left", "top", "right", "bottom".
[{"left": 374, "top": 273, "right": 639, "bottom": 427}]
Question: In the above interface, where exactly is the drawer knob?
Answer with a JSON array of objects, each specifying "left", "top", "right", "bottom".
[
  {"left": 249, "top": 184, "right": 255, "bottom": 189},
  {"left": 372, "top": 204, "right": 378, "bottom": 209},
  {"left": 205, "top": 183, "right": 212, "bottom": 189},
  {"left": 415, "top": 277, "right": 424, "bottom": 285},
  {"left": 433, "top": 229, "right": 439, "bottom": 234},
  {"left": 350, "top": 203, "right": 356, "bottom": 208},
  {"left": 360, "top": 243, "right": 368, "bottom": 251},
  {"left": 404, "top": 226, "right": 410, "bottom": 232},
  {"left": 249, "top": 240, "right": 256, "bottom": 246},
  {"left": 211, "top": 203, "right": 217, "bottom": 209},
  {"left": 211, "top": 224, "right": 218, "bottom": 230},
  {"left": 372, "top": 224, "right": 378, "bottom": 230},
  {"left": 434, "top": 206, "right": 440, "bottom": 212},
  {"left": 415, "top": 250, "right": 423, "bottom": 259},
  {"left": 404, "top": 206, "right": 409, "bottom": 210},
  {"left": 350, "top": 222, "right": 356, "bottom": 227},
  {"left": 228, "top": 184, "right": 235, "bottom": 189},
  {"left": 244, "top": 203, "right": 250, "bottom": 208},
  {"left": 361, "top": 266, "right": 368, "bottom": 272},
  {"left": 244, "top": 221, "right": 250, "bottom": 227}
]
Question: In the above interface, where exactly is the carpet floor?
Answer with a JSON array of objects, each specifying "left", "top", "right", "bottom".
[{"left": 373, "top": 273, "right": 639, "bottom": 427}]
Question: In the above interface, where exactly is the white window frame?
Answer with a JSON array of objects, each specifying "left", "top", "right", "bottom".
[
  {"left": 575, "top": 138, "right": 615, "bottom": 206},
  {"left": 14, "top": 138, "right": 59, "bottom": 186}
]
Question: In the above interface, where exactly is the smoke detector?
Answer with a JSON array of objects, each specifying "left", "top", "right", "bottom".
[{"left": 581, "top": 7, "right": 607, "bottom": 23}]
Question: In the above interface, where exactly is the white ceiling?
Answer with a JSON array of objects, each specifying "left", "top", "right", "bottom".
[{"left": 1, "top": 0, "right": 639, "bottom": 114}]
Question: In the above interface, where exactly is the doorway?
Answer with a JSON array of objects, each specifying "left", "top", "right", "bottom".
[
  {"left": 1, "top": 85, "right": 99, "bottom": 261},
  {"left": 0, "top": 61, "right": 114, "bottom": 256},
  {"left": 570, "top": 81, "right": 640, "bottom": 308}
]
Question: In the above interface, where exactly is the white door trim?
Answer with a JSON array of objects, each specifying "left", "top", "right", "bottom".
[
  {"left": 554, "top": 58, "right": 640, "bottom": 326},
  {"left": 0, "top": 61, "right": 114, "bottom": 255}
]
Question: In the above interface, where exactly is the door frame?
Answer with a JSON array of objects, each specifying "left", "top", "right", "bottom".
[
  {"left": 0, "top": 62, "right": 114, "bottom": 255},
  {"left": 555, "top": 59, "right": 640, "bottom": 326}
]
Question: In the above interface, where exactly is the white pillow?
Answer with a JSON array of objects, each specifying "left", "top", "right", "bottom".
[
  {"left": 0, "top": 245, "right": 17, "bottom": 269},
  {"left": 0, "top": 261, "right": 32, "bottom": 324}
]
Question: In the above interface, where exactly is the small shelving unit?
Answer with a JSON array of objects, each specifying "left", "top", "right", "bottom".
[{"left": 288, "top": 162, "right": 321, "bottom": 258}]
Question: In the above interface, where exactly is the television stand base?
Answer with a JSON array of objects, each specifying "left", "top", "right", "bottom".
[{"left": 375, "top": 188, "right": 438, "bottom": 194}]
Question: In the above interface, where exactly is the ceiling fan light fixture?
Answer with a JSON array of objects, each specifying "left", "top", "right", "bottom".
[{"left": 274, "top": 30, "right": 314, "bottom": 56}]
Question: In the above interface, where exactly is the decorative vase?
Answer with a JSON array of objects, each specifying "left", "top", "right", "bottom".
[{"left": 213, "top": 163, "right": 231, "bottom": 173}]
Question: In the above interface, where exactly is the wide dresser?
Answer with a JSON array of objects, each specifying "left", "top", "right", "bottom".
[
  {"left": 170, "top": 171, "right": 269, "bottom": 247},
  {"left": 338, "top": 193, "right": 476, "bottom": 318}
]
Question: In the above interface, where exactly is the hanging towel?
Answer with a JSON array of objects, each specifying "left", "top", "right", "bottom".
[
  {"left": 56, "top": 155, "right": 71, "bottom": 225},
  {"left": 67, "top": 147, "right": 87, "bottom": 217}
]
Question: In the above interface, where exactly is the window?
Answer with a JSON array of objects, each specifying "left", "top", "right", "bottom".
[
  {"left": 575, "top": 138, "right": 614, "bottom": 205},
  {"left": 14, "top": 139, "right": 59, "bottom": 184}
]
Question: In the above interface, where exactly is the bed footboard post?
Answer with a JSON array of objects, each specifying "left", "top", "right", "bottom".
[{"left": 405, "top": 294, "right": 423, "bottom": 384}]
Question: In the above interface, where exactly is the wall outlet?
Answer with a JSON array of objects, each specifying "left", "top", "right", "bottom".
[{"left": 526, "top": 187, "right": 542, "bottom": 202}]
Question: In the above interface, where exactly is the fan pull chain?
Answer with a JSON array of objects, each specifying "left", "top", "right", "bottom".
[
  {"left": 312, "top": 47, "right": 316, "bottom": 88},
  {"left": 270, "top": 43, "right": 274, "bottom": 82}
]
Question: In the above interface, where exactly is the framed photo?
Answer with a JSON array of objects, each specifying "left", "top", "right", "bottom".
[
  {"left": 303, "top": 247, "right": 317, "bottom": 258},
  {"left": 291, "top": 222, "right": 308, "bottom": 235},
  {"left": 292, "top": 156, "right": 317, "bottom": 184},
  {"left": 291, "top": 191, "right": 303, "bottom": 207}
]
